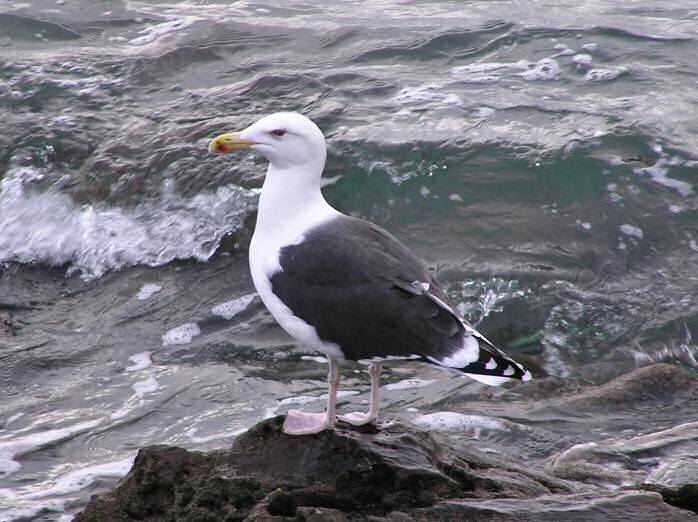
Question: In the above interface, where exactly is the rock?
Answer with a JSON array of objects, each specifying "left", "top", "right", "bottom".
[
  {"left": 539, "top": 367, "right": 698, "bottom": 516},
  {"left": 641, "top": 453, "right": 698, "bottom": 514},
  {"left": 0, "top": 308, "right": 19, "bottom": 336},
  {"left": 642, "top": 483, "right": 698, "bottom": 516},
  {"left": 519, "top": 363, "right": 698, "bottom": 409},
  {"left": 409, "top": 490, "right": 695, "bottom": 521},
  {"left": 75, "top": 446, "right": 265, "bottom": 521},
  {"left": 559, "top": 363, "right": 698, "bottom": 410},
  {"left": 549, "top": 417, "right": 698, "bottom": 493},
  {"left": 76, "top": 417, "right": 573, "bottom": 521},
  {"left": 75, "top": 365, "right": 698, "bottom": 521}
]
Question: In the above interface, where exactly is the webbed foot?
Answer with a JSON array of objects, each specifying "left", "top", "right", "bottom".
[
  {"left": 283, "top": 409, "right": 334, "bottom": 435},
  {"left": 337, "top": 411, "right": 377, "bottom": 426}
]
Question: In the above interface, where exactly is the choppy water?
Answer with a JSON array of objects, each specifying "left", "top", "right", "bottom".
[{"left": 1, "top": 0, "right": 698, "bottom": 520}]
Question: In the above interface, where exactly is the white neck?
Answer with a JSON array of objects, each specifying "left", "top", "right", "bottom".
[{"left": 254, "top": 162, "right": 339, "bottom": 239}]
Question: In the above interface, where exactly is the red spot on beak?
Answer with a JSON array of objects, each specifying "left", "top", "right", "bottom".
[{"left": 217, "top": 143, "right": 227, "bottom": 152}]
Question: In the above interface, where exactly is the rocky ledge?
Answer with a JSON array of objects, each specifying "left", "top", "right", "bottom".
[{"left": 76, "top": 365, "right": 698, "bottom": 522}]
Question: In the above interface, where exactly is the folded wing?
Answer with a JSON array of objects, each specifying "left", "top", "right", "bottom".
[{"left": 270, "top": 216, "right": 531, "bottom": 384}]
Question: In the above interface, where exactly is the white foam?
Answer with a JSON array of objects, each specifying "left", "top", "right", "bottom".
[
  {"left": 474, "top": 106, "right": 496, "bottom": 118},
  {"left": 0, "top": 420, "right": 101, "bottom": 477},
  {"left": 49, "top": 74, "right": 121, "bottom": 96},
  {"left": 572, "top": 53, "right": 592, "bottom": 66},
  {"left": 27, "top": 457, "right": 133, "bottom": 499},
  {"left": 461, "top": 76, "right": 500, "bottom": 84},
  {"left": 110, "top": 370, "right": 160, "bottom": 420},
  {"left": 634, "top": 164, "right": 693, "bottom": 197},
  {"left": 385, "top": 379, "right": 436, "bottom": 391},
  {"left": 161, "top": 322, "right": 201, "bottom": 346},
  {"left": 0, "top": 166, "right": 257, "bottom": 280},
  {"left": 276, "top": 396, "right": 320, "bottom": 407},
  {"left": 276, "top": 390, "right": 359, "bottom": 409},
  {"left": 582, "top": 43, "right": 598, "bottom": 52},
  {"left": 553, "top": 43, "right": 575, "bottom": 56},
  {"left": 448, "top": 194, "right": 463, "bottom": 202},
  {"left": 125, "top": 351, "right": 152, "bottom": 372},
  {"left": 413, "top": 412, "right": 507, "bottom": 434},
  {"left": 606, "top": 183, "right": 623, "bottom": 202},
  {"left": 185, "top": 426, "right": 246, "bottom": 444},
  {"left": 451, "top": 62, "right": 510, "bottom": 75},
  {"left": 109, "top": 405, "right": 134, "bottom": 421},
  {"left": 457, "top": 278, "right": 530, "bottom": 323},
  {"left": 132, "top": 376, "right": 159, "bottom": 398},
  {"left": 452, "top": 59, "right": 560, "bottom": 83},
  {"left": 300, "top": 355, "right": 328, "bottom": 364},
  {"left": 0, "top": 498, "right": 68, "bottom": 522},
  {"left": 129, "top": 17, "right": 195, "bottom": 46},
  {"left": 320, "top": 175, "right": 343, "bottom": 188},
  {"left": 518, "top": 58, "right": 560, "bottom": 81},
  {"left": 632, "top": 329, "right": 698, "bottom": 367},
  {"left": 136, "top": 283, "right": 162, "bottom": 301},
  {"left": 392, "top": 84, "right": 463, "bottom": 106},
  {"left": 0, "top": 457, "right": 133, "bottom": 522},
  {"left": 5, "top": 413, "right": 24, "bottom": 426},
  {"left": 619, "top": 224, "right": 644, "bottom": 240},
  {"left": 211, "top": 293, "right": 255, "bottom": 319},
  {"left": 585, "top": 68, "right": 624, "bottom": 82}
]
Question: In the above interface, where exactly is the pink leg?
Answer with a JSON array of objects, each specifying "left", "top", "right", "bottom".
[
  {"left": 338, "top": 362, "right": 382, "bottom": 426},
  {"left": 283, "top": 358, "right": 339, "bottom": 435}
]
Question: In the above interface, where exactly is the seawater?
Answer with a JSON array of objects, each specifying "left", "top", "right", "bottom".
[{"left": 1, "top": 0, "right": 698, "bottom": 520}]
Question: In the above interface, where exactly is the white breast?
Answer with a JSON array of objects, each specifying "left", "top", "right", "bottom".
[{"left": 248, "top": 210, "right": 343, "bottom": 360}]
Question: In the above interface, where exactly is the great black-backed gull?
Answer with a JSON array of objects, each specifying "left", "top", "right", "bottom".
[{"left": 208, "top": 112, "right": 531, "bottom": 436}]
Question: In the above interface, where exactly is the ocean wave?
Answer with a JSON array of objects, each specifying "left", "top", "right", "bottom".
[{"left": 0, "top": 165, "right": 258, "bottom": 279}]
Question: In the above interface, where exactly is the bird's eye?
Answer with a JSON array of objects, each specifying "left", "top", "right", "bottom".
[{"left": 271, "top": 129, "right": 286, "bottom": 137}]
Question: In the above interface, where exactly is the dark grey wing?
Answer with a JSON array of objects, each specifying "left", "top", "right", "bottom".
[{"left": 271, "top": 216, "right": 530, "bottom": 382}]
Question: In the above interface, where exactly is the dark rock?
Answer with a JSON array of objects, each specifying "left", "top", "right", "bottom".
[
  {"left": 267, "top": 490, "right": 298, "bottom": 517},
  {"left": 642, "top": 483, "right": 698, "bottom": 515},
  {"left": 296, "top": 506, "right": 350, "bottom": 522},
  {"left": 0, "top": 308, "right": 18, "bottom": 336},
  {"left": 640, "top": 453, "right": 698, "bottom": 515},
  {"left": 75, "top": 417, "right": 572, "bottom": 521},
  {"left": 75, "top": 367, "right": 698, "bottom": 522}
]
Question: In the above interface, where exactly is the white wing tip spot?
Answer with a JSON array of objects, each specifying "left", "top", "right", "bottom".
[{"left": 411, "top": 280, "right": 430, "bottom": 292}]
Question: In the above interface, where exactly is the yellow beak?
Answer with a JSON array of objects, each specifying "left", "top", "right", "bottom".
[{"left": 208, "top": 132, "right": 256, "bottom": 153}]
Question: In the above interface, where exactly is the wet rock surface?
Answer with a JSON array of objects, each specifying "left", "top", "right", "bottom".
[
  {"left": 75, "top": 417, "right": 570, "bottom": 522},
  {"left": 75, "top": 365, "right": 698, "bottom": 522}
]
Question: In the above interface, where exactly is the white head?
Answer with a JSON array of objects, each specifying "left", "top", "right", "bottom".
[{"left": 208, "top": 112, "right": 327, "bottom": 171}]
